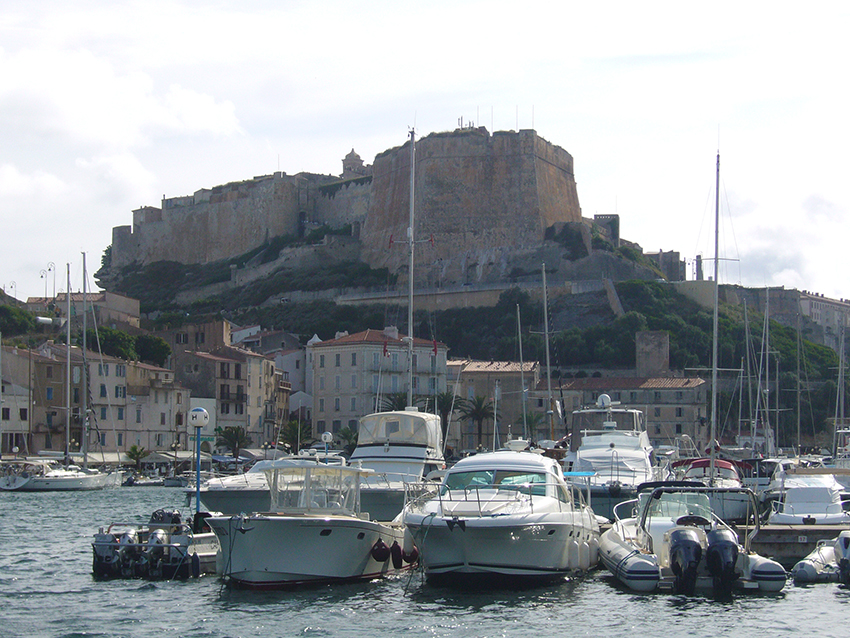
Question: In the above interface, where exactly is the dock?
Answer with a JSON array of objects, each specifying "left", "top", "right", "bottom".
[{"left": 736, "top": 523, "right": 848, "bottom": 568}]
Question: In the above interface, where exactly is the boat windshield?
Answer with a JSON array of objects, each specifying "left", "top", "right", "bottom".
[
  {"left": 443, "top": 470, "right": 548, "bottom": 495},
  {"left": 265, "top": 466, "right": 361, "bottom": 513},
  {"left": 640, "top": 490, "right": 713, "bottom": 522},
  {"left": 357, "top": 411, "right": 441, "bottom": 450}
]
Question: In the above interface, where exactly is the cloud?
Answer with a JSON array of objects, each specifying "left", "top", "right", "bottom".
[{"left": 0, "top": 163, "right": 66, "bottom": 197}]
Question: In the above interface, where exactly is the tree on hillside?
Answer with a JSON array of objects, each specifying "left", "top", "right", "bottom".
[
  {"left": 0, "top": 305, "right": 37, "bottom": 336},
  {"left": 458, "top": 395, "right": 495, "bottom": 449},
  {"left": 136, "top": 334, "right": 172, "bottom": 367},
  {"left": 216, "top": 426, "right": 252, "bottom": 459},
  {"left": 86, "top": 326, "right": 137, "bottom": 360}
]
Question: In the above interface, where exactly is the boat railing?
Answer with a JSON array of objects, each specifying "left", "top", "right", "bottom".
[{"left": 404, "top": 481, "right": 544, "bottom": 517}]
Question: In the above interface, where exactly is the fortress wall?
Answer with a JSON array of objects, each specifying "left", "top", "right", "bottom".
[
  {"left": 311, "top": 178, "right": 372, "bottom": 229},
  {"left": 361, "top": 128, "right": 583, "bottom": 286},
  {"left": 115, "top": 175, "right": 302, "bottom": 266}
]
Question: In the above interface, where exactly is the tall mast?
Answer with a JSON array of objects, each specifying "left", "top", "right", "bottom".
[
  {"left": 406, "top": 129, "right": 415, "bottom": 408},
  {"left": 517, "top": 304, "right": 528, "bottom": 440},
  {"left": 710, "top": 152, "right": 720, "bottom": 482},
  {"left": 81, "top": 253, "right": 88, "bottom": 470},
  {"left": 64, "top": 264, "right": 71, "bottom": 467},
  {"left": 543, "top": 263, "right": 553, "bottom": 441}
]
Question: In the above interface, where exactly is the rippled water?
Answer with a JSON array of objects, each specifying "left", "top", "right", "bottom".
[{"left": 1, "top": 487, "right": 848, "bottom": 638}]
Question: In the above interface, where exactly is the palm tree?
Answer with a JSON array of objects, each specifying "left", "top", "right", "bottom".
[
  {"left": 126, "top": 444, "right": 148, "bottom": 472},
  {"left": 336, "top": 426, "right": 358, "bottom": 456},
  {"left": 379, "top": 392, "right": 411, "bottom": 412},
  {"left": 457, "top": 395, "right": 495, "bottom": 450},
  {"left": 215, "top": 426, "right": 253, "bottom": 459},
  {"left": 280, "top": 418, "right": 312, "bottom": 452}
]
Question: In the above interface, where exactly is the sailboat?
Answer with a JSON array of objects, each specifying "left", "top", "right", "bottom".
[
  {"left": 349, "top": 129, "right": 446, "bottom": 521},
  {"left": 0, "top": 262, "right": 113, "bottom": 491}
]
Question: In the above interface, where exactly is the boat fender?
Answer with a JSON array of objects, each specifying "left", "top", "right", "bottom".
[
  {"left": 371, "top": 538, "right": 391, "bottom": 562},
  {"left": 402, "top": 545, "right": 419, "bottom": 564},
  {"left": 403, "top": 528, "right": 416, "bottom": 555},
  {"left": 191, "top": 552, "right": 201, "bottom": 578},
  {"left": 390, "top": 541, "right": 403, "bottom": 569}
]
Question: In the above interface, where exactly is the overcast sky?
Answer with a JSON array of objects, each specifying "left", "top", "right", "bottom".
[{"left": 2, "top": 1, "right": 849, "bottom": 304}]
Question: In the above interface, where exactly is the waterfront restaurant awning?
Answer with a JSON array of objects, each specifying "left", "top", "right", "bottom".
[{"left": 141, "top": 450, "right": 212, "bottom": 464}]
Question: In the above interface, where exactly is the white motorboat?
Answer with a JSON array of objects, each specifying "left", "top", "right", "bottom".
[
  {"left": 207, "top": 460, "right": 410, "bottom": 589},
  {"left": 790, "top": 530, "right": 850, "bottom": 584},
  {"left": 675, "top": 458, "right": 755, "bottom": 523},
  {"left": 350, "top": 407, "right": 446, "bottom": 521},
  {"left": 193, "top": 450, "right": 345, "bottom": 514},
  {"left": 563, "top": 394, "right": 667, "bottom": 521},
  {"left": 599, "top": 483, "right": 786, "bottom": 595},
  {"left": 92, "top": 508, "right": 220, "bottom": 579},
  {"left": 763, "top": 464, "right": 850, "bottom": 524},
  {"left": 0, "top": 459, "right": 117, "bottom": 491},
  {"left": 403, "top": 450, "right": 600, "bottom": 583}
]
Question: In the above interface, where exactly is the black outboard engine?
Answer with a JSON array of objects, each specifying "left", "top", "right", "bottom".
[
  {"left": 150, "top": 509, "right": 182, "bottom": 527},
  {"left": 835, "top": 532, "right": 850, "bottom": 586},
  {"left": 705, "top": 528, "right": 740, "bottom": 592},
  {"left": 669, "top": 528, "right": 703, "bottom": 596},
  {"left": 118, "top": 530, "right": 141, "bottom": 577}
]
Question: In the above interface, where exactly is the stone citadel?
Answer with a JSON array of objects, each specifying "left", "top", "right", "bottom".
[{"left": 108, "top": 127, "right": 625, "bottom": 289}]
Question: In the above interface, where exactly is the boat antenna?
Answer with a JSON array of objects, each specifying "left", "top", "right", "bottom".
[
  {"left": 543, "top": 263, "right": 554, "bottom": 441},
  {"left": 517, "top": 304, "right": 528, "bottom": 440}
]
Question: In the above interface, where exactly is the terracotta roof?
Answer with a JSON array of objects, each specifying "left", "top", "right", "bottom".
[
  {"left": 536, "top": 376, "right": 707, "bottom": 391},
  {"left": 450, "top": 359, "right": 538, "bottom": 373},
  {"left": 312, "top": 328, "right": 445, "bottom": 349}
]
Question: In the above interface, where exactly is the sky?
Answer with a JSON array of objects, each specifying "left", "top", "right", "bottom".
[{"left": 2, "top": 1, "right": 849, "bottom": 303}]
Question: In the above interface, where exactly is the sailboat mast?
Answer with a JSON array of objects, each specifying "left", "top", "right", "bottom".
[
  {"left": 81, "top": 253, "right": 88, "bottom": 470},
  {"left": 64, "top": 264, "right": 71, "bottom": 467},
  {"left": 407, "top": 129, "right": 415, "bottom": 408},
  {"left": 710, "top": 152, "right": 720, "bottom": 481},
  {"left": 517, "top": 304, "right": 528, "bottom": 440},
  {"left": 543, "top": 263, "right": 553, "bottom": 440}
]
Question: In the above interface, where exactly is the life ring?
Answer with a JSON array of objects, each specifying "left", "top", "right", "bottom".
[{"left": 371, "top": 538, "right": 391, "bottom": 562}]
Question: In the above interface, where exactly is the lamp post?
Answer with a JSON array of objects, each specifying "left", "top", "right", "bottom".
[
  {"left": 40, "top": 270, "right": 48, "bottom": 298},
  {"left": 171, "top": 440, "right": 179, "bottom": 477},
  {"left": 7, "top": 281, "right": 15, "bottom": 301},
  {"left": 262, "top": 442, "right": 272, "bottom": 460},
  {"left": 47, "top": 262, "right": 55, "bottom": 298},
  {"left": 189, "top": 407, "right": 210, "bottom": 517}
]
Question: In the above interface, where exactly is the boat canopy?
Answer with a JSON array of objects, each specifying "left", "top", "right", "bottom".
[
  {"left": 357, "top": 409, "right": 442, "bottom": 450},
  {"left": 264, "top": 464, "right": 374, "bottom": 514}
]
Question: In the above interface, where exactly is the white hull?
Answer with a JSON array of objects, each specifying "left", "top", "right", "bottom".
[
  {"left": 2, "top": 469, "right": 117, "bottom": 491},
  {"left": 406, "top": 513, "right": 598, "bottom": 578},
  {"left": 208, "top": 514, "right": 406, "bottom": 588}
]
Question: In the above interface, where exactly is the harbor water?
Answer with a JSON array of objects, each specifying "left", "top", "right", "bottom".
[{"left": 1, "top": 486, "right": 848, "bottom": 638}]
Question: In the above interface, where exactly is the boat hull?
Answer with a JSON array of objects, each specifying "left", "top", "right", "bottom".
[
  {"left": 407, "top": 513, "right": 598, "bottom": 580},
  {"left": 14, "top": 471, "right": 116, "bottom": 491},
  {"left": 207, "top": 514, "right": 407, "bottom": 589}
]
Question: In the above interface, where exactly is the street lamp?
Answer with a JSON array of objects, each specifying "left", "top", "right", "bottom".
[
  {"left": 6, "top": 281, "right": 16, "bottom": 301},
  {"left": 262, "top": 442, "right": 273, "bottom": 460},
  {"left": 47, "top": 262, "right": 55, "bottom": 298},
  {"left": 40, "top": 270, "right": 48, "bottom": 298}
]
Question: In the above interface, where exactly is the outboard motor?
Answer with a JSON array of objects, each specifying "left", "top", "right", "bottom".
[
  {"left": 835, "top": 530, "right": 850, "bottom": 586},
  {"left": 92, "top": 531, "right": 120, "bottom": 577},
  {"left": 705, "top": 528, "right": 740, "bottom": 592},
  {"left": 668, "top": 528, "right": 703, "bottom": 595},
  {"left": 118, "top": 530, "right": 141, "bottom": 577},
  {"left": 140, "top": 528, "right": 169, "bottom": 577},
  {"left": 150, "top": 509, "right": 182, "bottom": 528}
]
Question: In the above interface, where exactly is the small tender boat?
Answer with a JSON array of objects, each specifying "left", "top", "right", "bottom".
[
  {"left": 599, "top": 482, "right": 786, "bottom": 595},
  {"left": 403, "top": 450, "right": 600, "bottom": 583},
  {"left": 790, "top": 530, "right": 850, "bottom": 584},
  {"left": 207, "top": 460, "right": 410, "bottom": 589},
  {"left": 92, "top": 509, "right": 220, "bottom": 579},
  {"left": 675, "top": 458, "right": 756, "bottom": 523}
]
